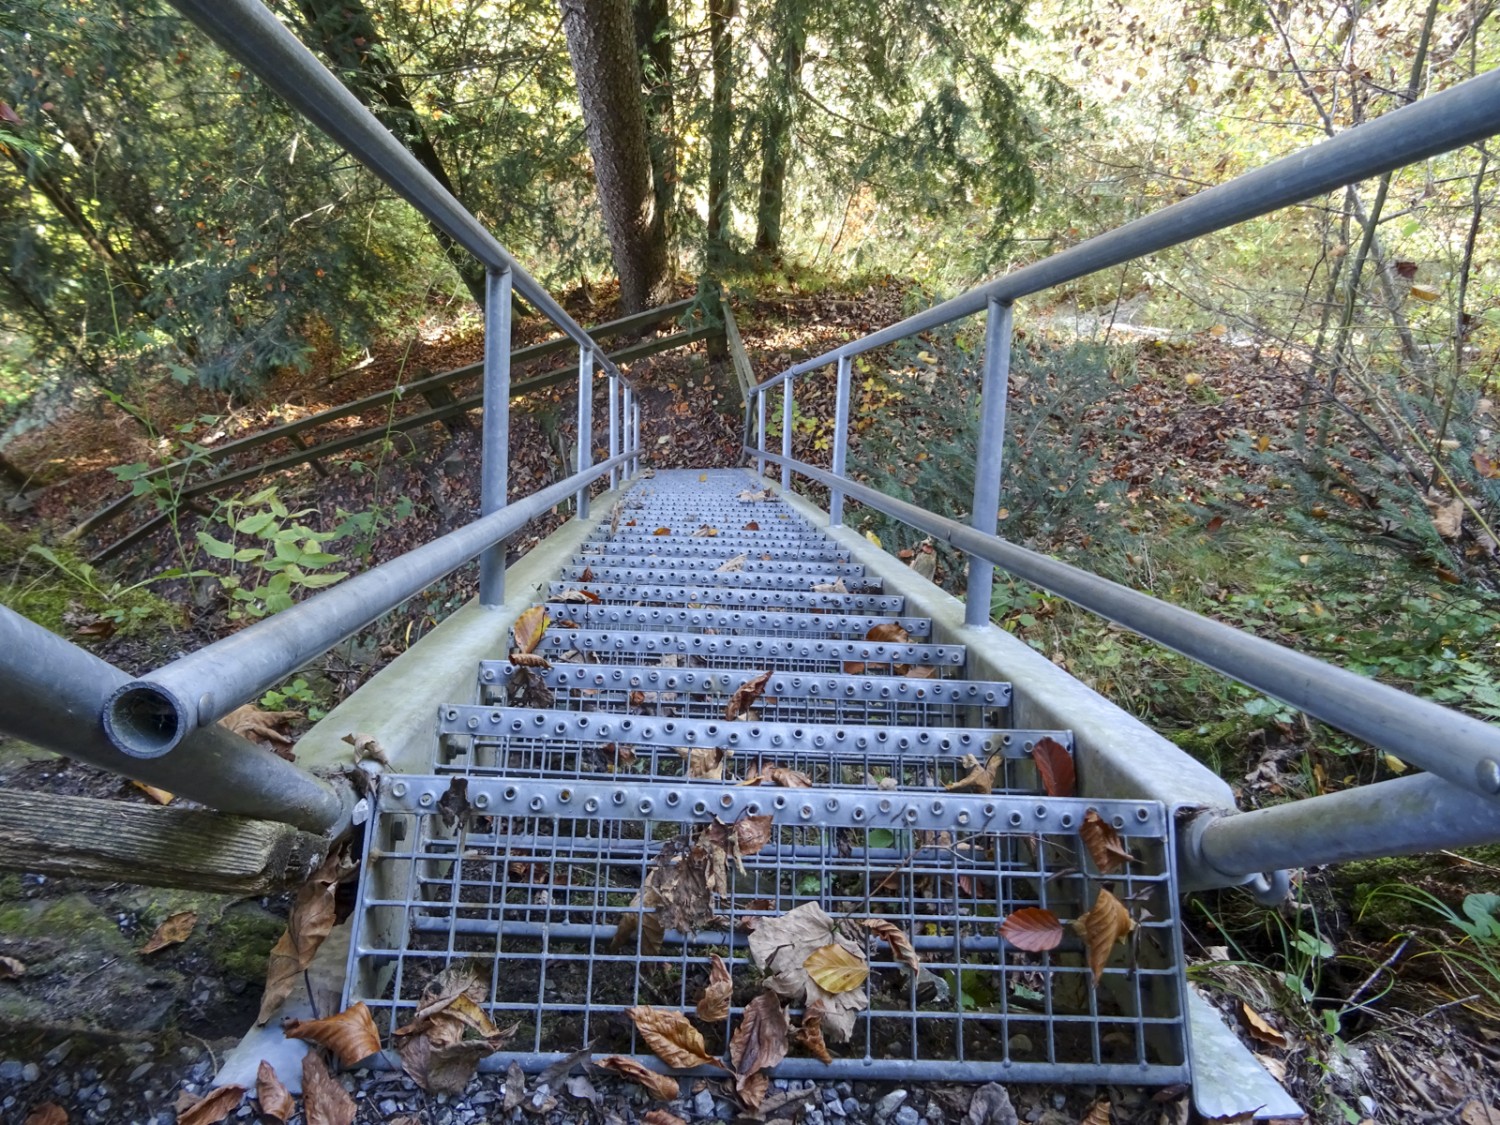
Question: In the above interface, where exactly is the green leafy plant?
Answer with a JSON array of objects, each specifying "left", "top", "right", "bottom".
[
  {"left": 195, "top": 486, "right": 349, "bottom": 620},
  {"left": 20, "top": 543, "right": 201, "bottom": 634},
  {"left": 261, "top": 675, "right": 328, "bottom": 723},
  {"left": 1358, "top": 886, "right": 1500, "bottom": 1012}
]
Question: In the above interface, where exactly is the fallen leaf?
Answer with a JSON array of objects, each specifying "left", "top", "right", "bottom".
[
  {"left": 625, "top": 1006, "right": 723, "bottom": 1070},
  {"left": 566, "top": 1074, "right": 602, "bottom": 1107},
  {"left": 696, "top": 953, "right": 733, "bottom": 1022},
  {"left": 256, "top": 1061, "right": 294, "bottom": 1123},
  {"left": 644, "top": 1112, "right": 688, "bottom": 1125},
  {"left": 944, "top": 752, "right": 997, "bottom": 794},
  {"left": 140, "top": 910, "right": 198, "bottom": 954},
  {"left": 1030, "top": 737, "right": 1075, "bottom": 797},
  {"left": 554, "top": 588, "right": 601, "bottom": 603},
  {"left": 692, "top": 525, "right": 719, "bottom": 537},
  {"left": 795, "top": 999, "right": 833, "bottom": 1064},
  {"left": 257, "top": 844, "right": 354, "bottom": 1023},
  {"left": 437, "top": 775, "right": 471, "bottom": 829},
  {"left": 580, "top": 566, "right": 594, "bottom": 581},
  {"left": 999, "top": 907, "right": 1065, "bottom": 952},
  {"left": 1080, "top": 1100, "right": 1111, "bottom": 1125},
  {"left": 864, "top": 530, "right": 882, "bottom": 548},
  {"left": 742, "top": 521, "right": 760, "bottom": 530},
  {"left": 1432, "top": 496, "right": 1465, "bottom": 539},
  {"left": 732, "top": 814, "right": 774, "bottom": 857},
  {"left": 503, "top": 1061, "right": 527, "bottom": 1111},
  {"left": 612, "top": 836, "right": 715, "bottom": 953},
  {"left": 729, "top": 990, "right": 790, "bottom": 1101},
  {"left": 1240, "top": 1001, "right": 1288, "bottom": 1048},
  {"left": 0, "top": 955, "right": 22, "bottom": 979},
  {"left": 1072, "top": 889, "right": 1135, "bottom": 985},
  {"left": 512, "top": 605, "right": 549, "bottom": 654},
  {"left": 509, "top": 651, "right": 551, "bottom": 668},
  {"left": 302, "top": 1051, "right": 355, "bottom": 1125},
  {"left": 1460, "top": 1104, "right": 1500, "bottom": 1125},
  {"left": 812, "top": 578, "right": 848, "bottom": 593},
  {"left": 738, "top": 490, "right": 770, "bottom": 502},
  {"left": 654, "top": 527, "right": 672, "bottom": 535},
  {"left": 865, "top": 623, "right": 911, "bottom": 644},
  {"left": 804, "top": 943, "right": 870, "bottom": 994},
  {"left": 284, "top": 1001, "right": 382, "bottom": 1065},
  {"left": 749, "top": 903, "right": 868, "bottom": 1042},
  {"left": 131, "top": 780, "right": 174, "bottom": 804},
  {"left": 716, "top": 554, "right": 746, "bottom": 573},
  {"left": 842, "top": 661, "right": 867, "bottom": 675},
  {"left": 596, "top": 1056, "right": 679, "bottom": 1100},
  {"left": 179, "top": 1085, "right": 246, "bottom": 1125},
  {"left": 861, "top": 918, "right": 921, "bottom": 974},
  {"left": 964, "top": 1084, "right": 1017, "bottom": 1125},
  {"left": 737, "top": 1069, "right": 770, "bottom": 1111},
  {"left": 341, "top": 732, "right": 391, "bottom": 767},
  {"left": 1080, "top": 809, "right": 1138, "bottom": 874},
  {"left": 726, "top": 671, "right": 772, "bottom": 720},
  {"left": 221, "top": 704, "right": 298, "bottom": 745},
  {"left": 23, "top": 1106, "right": 68, "bottom": 1125},
  {"left": 1410, "top": 284, "right": 1440, "bottom": 301},
  {"left": 740, "top": 764, "right": 813, "bottom": 787},
  {"left": 679, "top": 746, "right": 727, "bottom": 780}
]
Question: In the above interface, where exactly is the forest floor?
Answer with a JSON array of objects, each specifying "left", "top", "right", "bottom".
[{"left": 1, "top": 278, "right": 1498, "bottom": 1125}]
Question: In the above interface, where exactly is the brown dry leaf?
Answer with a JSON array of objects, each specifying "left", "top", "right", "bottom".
[
  {"left": 0, "top": 955, "right": 24, "bottom": 979},
  {"left": 811, "top": 578, "right": 848, "bottom": 594},
  {"left": 1460, "top": 1104, "right": 1500, "bottom": 1125},
  {"left": 580, "top": 566, "right": 595, "bottom": 581},
  {"left": 654, "top": 527, "right": 672, "bottom": 536},
  {"left": 716, "top": 553, "right": 747, "bottom": 572},
  {"left": 1239, "top": 1001, "right": 1288, "bottom": 1048},
  {"left": 743, "top": 521, "right": 760, "bottom": 530},
  {"left": 842, "top": 661, "right": 867, "bottom": 675},
  {"left": 865, "top": 623, "right": 912, "bottom": 644},
  {"left": 340, "top": 732, "right": 391, "bottom": 767},
  {"left": 738, "top": 1069, "right": 770, "bottom": 1111},
  {"left": 738, "top": 489, "right": 770, "bottom": 502},
  {"left": 302, "top": 1051, "right": 355, "bottom": 1125},
  {"left": 696, "top": 953, "right": 733, "bottom": 1023},
  {"left": 1080, "top": 1099, "right": 1112, "bottom": 1125},
  {"left": 965, "top": 1085, "right": 1018, "bottom": 1125},
  {"left": 256, "top": 843, "right": 354, "bottom": 1024},
  {"left": 749, "top": 903, "right": 868, "bottom": 1042},
  {"left": 554, "top": 588, "right": 601, "bottom": 604},
  {"left": 221, "top": 704, "right": 298, "bottom": 745},
  {"left": 179, "top": 1085, "right": 246, "bottom": 1125},
  {"left": 132, "top": 780, "right": 174, "bottom": 804},
  {"left": 625, "top": 1006, "right": 723, "bottom": 1070},
  {"left": 1432, "top": 496, "right": 1465, "bottom": 539},
  {"left": 901, "top": 664, "right": 938, "bottom": 679},
  {"left": 596, "top": 1056, "right": 679, "bottom": 1101},
  {"left": 861, "top": 918, "right": 921, "bottom": 974},
  {"left": 284, "top": 1001, "right": 382, "bottom": 1065},
  {"left": 1080, "top": 809, "right": 1138, "bottom": 874},
  {"left": 944, "top": 752, "right": 997, "bottom": 795},
  {"left": 644, "top": 1112, "right": 689, "bottom": 1125},
  {"left": 512, "top": 606, "right": 549, "bottom": 654},
  {"left": 999, "top": 907, "right": 1065, "bottom": 952},
  {"left": 1031, "top": 736, "right": 1076, "bottom": 797},
  {"left": 740, "top": 764, "right": 813, "bottom": 787},
  {"left": 140, "top": 909, "right": 198, "bottom": 954},
  {"left": 733, "top": 814, "right": 774, "bottom": 856},
  {"left": 796, "top": 999, "right": 834, "bottom": 1064},
  {"left": 599, "top": 742, "right": 638, "bottom": 770},
  {"left": 256, "top": 1060, "right": 294, "bottom": 1123},
  {"left": 692, "top": 525, "right": 720, "bottom": 537},
  {"left": 804, "top": 943, "right": 870, "bottom": 994},
  {"left": 729, "top": 990, "right": 790, "bottom": 1100},
  {"left": 726, "top": 670, "right": 772, "bottom": 720},
  {"left": 611, "top": 837, "right": 715, "bottom": 954},
  {"left": 1072, "top": 889, "right": 1135, "bottom": 986},
  {"left": 437, "top": 775, "right": 471, "bottom": 829},
  {"left": 679, "top": 746, "right": 727, "bottom": 780},
  {"left": 23, "top": 1106, "right": 68, "bottom": 1125}
]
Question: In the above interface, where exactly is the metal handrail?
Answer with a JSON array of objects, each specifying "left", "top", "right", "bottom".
[{"left": 744, "top": 63, "right": 1500, "bottom": 869}]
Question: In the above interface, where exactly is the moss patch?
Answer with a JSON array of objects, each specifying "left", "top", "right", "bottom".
[{"left": 205, "top": 902, "right": 287, "bottom": 982}]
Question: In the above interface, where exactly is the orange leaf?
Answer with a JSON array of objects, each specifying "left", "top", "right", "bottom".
[
  {"left": 1080, "top": 809, "right": 1138, "bottom": 874},
  {"left": 726, "top": 670, "right": 772, "bottom": 720},
  {"left": 654, "top": 527, "right": 672, "bottom": 535},
  {"left": 302, "top": 1051, "right": 355, "bottom": 1125},
  {"left": 511, "top": 606, "right": 549, "bottom": 655},
  {"left": 999, "top": 907, "right": 1065, "bottom": 952},
  {"left": 23, "top": 1106, "right": 68, "bottom": 1125},
  {"left": 1080, "top": 1099, "right": 1112, "bottom": 1125},
  {"left": 132, "top": 780, "right": 174, "bottom": 804},
  {"left": 796, "top": 1000, "right": 833, "bottom": 1064},
  {"left": 742, "top": 521, "right": 760, "bottom": 531},
  {"left": 865, "top": 623, "right": 912, "bottom": 644},
  {"left": 861, "top": 918, "right": 921, "bottom": 974},
  {"left": 1072, "top": 889, "right": 1135, "bottom": 985},
  {"left": 179, "top": 1085, "right": 247, "bottom": 1125},
  {"left": 944, "top": 754, "right": 996, "bottom": 794},
  {"left": 643, "top": 1113, "right": 689, "bottom": 1125},
  {"left": 284, "top": 1001, "right": 382, "bottom": 1066},
  {"left": 140, "top": 910, "right": 197, "bottom": 954},
  {"left": 729, "top": 990, "right": 790, "bottom": 1101},
  {"left": 740, "top": 764, "right": 813, "bottom": 787},
  {"left": 1030, "top": 736, "right": 1076, "bottom": 797},
  {"left": 1240, "top": 1001, "right": 1288, "bottom": 1047},
  {"left": 842, "top": 661, "right": 867, "bottom": 675},
  {"left": 596, "top": 1056, "right": 679, "bottom": 1100},
  {"left": 696, "top": 953, "right": 733, "bottom": 1023},
  {"left": 257, "top": 844, "right": 355, "bottom": 1024},
  {"left": 256, "top": 1061, "right": 294, "bottom": 1123},
  {"left": 580, "top": 566, "right": 594, "bottom": 581},
  {"left": 733, "top": 814, "right": 774, "bottom": 856},
  {"left": 803, "top": 943, "right": 869, "bottom": 994},
  {"left": 625, "top": 1006, "right": 723, "bottom": 1070}
]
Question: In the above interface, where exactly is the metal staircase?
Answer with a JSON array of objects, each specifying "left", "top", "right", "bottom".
[{"left": 343, "top": 469, "right": 1191, "bottom": 1087}]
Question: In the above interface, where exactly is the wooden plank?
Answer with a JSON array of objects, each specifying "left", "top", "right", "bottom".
[
  {"left": 721, "top": 302, "right": 756, "bottom": 406},
  {"left": 70, "top": 299, "right": 696, "bottom": 540},
  {"left": 0, "top": 790, "right": 330, "bottom": 894}
]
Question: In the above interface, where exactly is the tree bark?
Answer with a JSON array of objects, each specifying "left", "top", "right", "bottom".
[
  {"left": 754, "top": 0, "right": 807, "bottom": 256},
  {"left": 705, "top": 0, "right": 734, "bottom": 266},
  {"left": 561, "top": 0, "right": 669, "bottom": 313},
  {"left": 634, "top": 0, "right": 675, "bottom": 250}
]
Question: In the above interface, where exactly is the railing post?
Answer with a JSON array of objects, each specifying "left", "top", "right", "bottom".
[
  {"left": 965, "top": 297, "right": 1014, "bottom": 627},
  {"left": 576, "top": 347, "right": 593, "bottom": 518},
  {"left": 632, "top": 401, "right": 641, "bottom": 473},
  {"left": 829, "top": 357, "right": 853, "bottom": 526},
  {"left": 608, "top": 371, "right": 620, "bottom": 491},
  {"left": 781, "top": 377, "right": 793, "bottom": 492},
  {"left": 756, "top": 391, "right": 767, "bottom": 478},
  {"left": 621, "top": 384, "right": 632, "bottom": 476},
  {"left": 478, "top": 267, "right": 513, "bottom": 607}
]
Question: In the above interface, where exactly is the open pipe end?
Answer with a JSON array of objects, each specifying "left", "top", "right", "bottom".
[{"left": 104, "top": 680, "right": 189, "bottom": 759}]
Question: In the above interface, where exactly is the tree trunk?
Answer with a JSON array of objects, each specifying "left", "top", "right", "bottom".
[
  {"left": 561, "top": 0, "right": 669, "bottom": 313},
  {"left": 705, "top": 0, "right": 734, "bottom": 266},
  {"left": 634, "top": 0, "right": 675, "bottom": 251},
  {"left": 294, "top": 0, "right": 489, "bottom": 309},
  {"left": 754, "top": 0, "right": 807, "bottom": 256}
]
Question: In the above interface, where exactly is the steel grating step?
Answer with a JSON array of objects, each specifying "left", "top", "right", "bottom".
[
  {"left": 534, "top": 628, "right": 968, "bottom": 675},
  {"left": 344, "top": 776, "right": 1189, "bottom": 1085},
  {"left": 566, "top": 559, "right": 869, "bottom": 578},
  {"left": 577, "top": 544, "right": 853, "bottom": 561},
  {"left": 547, "top": 582, "right": 906, "bottom": 614},
  {"left": 544, "top": 603, "right": 928, "bottom": 640},
  {"left": 558, "top": 568, "right": 883, "bottom": 594}
]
